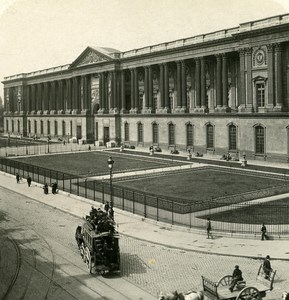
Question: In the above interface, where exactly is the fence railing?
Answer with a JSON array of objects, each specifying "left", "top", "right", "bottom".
[{"left": 1, "top": 156, "right": 289, "bottom": 236}]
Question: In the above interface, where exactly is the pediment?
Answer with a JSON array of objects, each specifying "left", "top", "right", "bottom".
[{"left": 70, "top": 47, "right": 116, "bottom": 68}]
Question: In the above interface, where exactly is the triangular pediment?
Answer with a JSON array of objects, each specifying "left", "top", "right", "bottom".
[{"left": 70, "top": 46, "right": 119, "bottom": 68}]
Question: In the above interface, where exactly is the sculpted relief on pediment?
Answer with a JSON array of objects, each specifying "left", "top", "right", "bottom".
[{"left": 77, "top": 51, "right": 107, "bottom": 66}]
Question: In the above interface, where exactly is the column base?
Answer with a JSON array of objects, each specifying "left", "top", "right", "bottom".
[
  {"left": 65, "top": 109, "right": 72, "bottom": 114},
  {"left": 58, "top": 110, "right": 65, "bottom": 114},
  {"left": 156, "top": 107, "right": 170, "bottom": 114},
  {"left": 30, "top": 110, "right": 37, "bottom": 115},
  {"left": 43, "top": 110, "right": 50, "bottom": 115},
  {"left": 72, "top": 109, "right": 79, "bottom": 115},
  {"left": 36, "top": 110, "right": 43, "bottom": 115},
  {"left": 173, "top": 107, "right": 187, "bottom": 113},
  {"left": 273, "top": 105, "right": 283, "bottom": 112},
  {"left": 81, "top": 109, "right": 89, "bottom": 115},
  {"left": 129, "top": 108, "right": 138, "bottom": 114},
  {"left": 109, "top": 108, "right": 119, "bottom": 114},
  {"left": 141, "top": 107, "right": 152, "bottom": 114},
  {"left": 120, "top": 108, "right": 127, "bottom": 114}
]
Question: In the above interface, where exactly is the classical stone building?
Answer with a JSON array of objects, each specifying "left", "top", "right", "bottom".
[{"left": 3, "top": 14, "right": 289, "bottom": 162}]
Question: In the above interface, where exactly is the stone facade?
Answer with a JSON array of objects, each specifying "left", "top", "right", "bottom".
[{"left": 3, "top": 15, "right": 289, "bottom": 162}]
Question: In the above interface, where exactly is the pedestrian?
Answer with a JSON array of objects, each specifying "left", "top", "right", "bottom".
[
  {"left": 206, "top": 218, "right": 213, "bottom": 239},
  {"left": 43, "top": 183, "right": 48, "bottom": 194},
  {"left": 52, "top": 182, "right": 58, "bottom": 194},
  {"left": 261, "top": 223, "right": 269, "bottom": 240},
  {"left": 109, "top": 206, "right": 114, "bottom": 220},
  {"left": 104, "top": 201, "right": 109, "bottom": 213},
  {"left": 263, "top": 255, "right": 272, "bottom": 279},
  {"left": 16, "top": 173, "right": 20, "bottom": 184},
  {"left": 229, "top": 265, "right": 243, "bottom": 292},
  {"left": 27, "top": 176, "right": 32, "bottom": 187}
]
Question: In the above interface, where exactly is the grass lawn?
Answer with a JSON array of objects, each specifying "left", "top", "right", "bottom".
[
  {"left": 13, "top": 151, "right": 185, "bottom": 177},
  {"left": 114, "top": 169, "right": 286, "bottom": 203},
  {"left": 202, "top": 198, "right": 289, "bottom": 224}
]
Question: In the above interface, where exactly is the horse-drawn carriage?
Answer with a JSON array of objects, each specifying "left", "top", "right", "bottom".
[
  {"left": 159, "top": 264, "right": 276, "bottom": 300},
  {"left": 75, "top": 207, "right": 120, "bottom": 274}
]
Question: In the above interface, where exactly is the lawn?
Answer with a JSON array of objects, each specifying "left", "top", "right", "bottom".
[
  {"left": 13, "top": 151, "right": 185, "bottom": 177},
  {"left": 114, "top": 168, "right": 286, "bottom": 203}
]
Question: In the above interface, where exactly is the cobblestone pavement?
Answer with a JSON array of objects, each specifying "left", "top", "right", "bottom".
[{"left": 1, "top": 186, "right": 288, "bottom": 299}]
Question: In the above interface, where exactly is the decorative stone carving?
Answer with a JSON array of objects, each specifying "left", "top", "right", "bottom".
[
  {"left": 78, "top": 50, "right": 106, "bottom": 66},
  {"left": 253, "top": 46, "right": 267, "bottom": 67}
]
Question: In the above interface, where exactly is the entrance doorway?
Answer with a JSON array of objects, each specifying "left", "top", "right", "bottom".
[
  {"left": 77, "top": 125, "right": 82, "bottom": 140},
  {"left": 103, "top": 127, "right": 110, "bottom": 145}
]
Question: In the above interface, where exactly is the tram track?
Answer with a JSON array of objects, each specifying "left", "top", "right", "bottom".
[{"left": 1, "top": 213, "right": 144, "bottom": 300}]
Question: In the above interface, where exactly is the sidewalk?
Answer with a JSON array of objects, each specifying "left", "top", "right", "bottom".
[{"left": 1, "top": 171, "right": 289, "bottom": 261}]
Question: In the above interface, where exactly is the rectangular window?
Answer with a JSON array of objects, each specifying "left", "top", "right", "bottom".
[
  {"left": 34, "top": 120, "right": 37, "bottom": 134},
  {"left": 186, "top": 124, "right": 193, "bottom": 147},
  {"left": 62, "top": 121, "right": 66, "bottom": 137},
  {"left": 153, "top": 93, "right": 158, "bottom": 110},
  {"left": 139, "top": 93, "right": 144, "bottom": 110},
  {"left": 256, "top": 83, "right": 265, "bottom": 107},
  {"left": 138, "top": 123, "right": 143, "bottom": 143},
  {"left": 169, "top": 92, "right": 174, "bottom": 109},
  {"left": 152, "top": 124, "right": 158, "bottom": 144},
  {"left": 12, "top": 120, "right": 14, "bottom": 132},
  {"left": 54, "top": 121, "right": 58, "bottom": 136},
  {"left": 168, "top": 124, "right": 175, "bottom": 145},
  {"left": 17, "top": 120, "right": 20, "bottom": 133},
  {"left": 207, "top": 125, "right": 214, "bottom": 148},
  {"left": 47, "top": 121, "right": 50, "bottom": 135},
  {"left": 6, "top": 120, "right": 9, "bottom": 132},
  {"left": 95, "top": 122, "right": 98, "bottom": 141},
  {"left": 41, "top": 120, "right": 44, "bottom": 134},
  {"left": 229, "top": 125, "right": 237, "bottom": 150},
  {"left": 124, "top": 123, "right": 129, "bottom": 142},
  {"left": 256, "top": 126, "right": 265, "bottom": 154}
]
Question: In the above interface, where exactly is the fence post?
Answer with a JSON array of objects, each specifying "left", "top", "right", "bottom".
[
  {"left": 122, "top": 188, "right": 124, "bottom": 210},
  {"left": 133, "top": 191, "right": 135, "bottom": 214},
  {"left": 144, "top": 192, "right": 147, "bottom": 218},
  {"left": 77, "top": 178, "right": 79, "bottom": 196},
  {"left": 172, "top": 200, "right": 174, "bottom": 225},
  {"left": 93, "top": 180, "right": 96, "bottom": 201},
  {"left": 157, "top": 197, "right": 159, "bottom": 221}
]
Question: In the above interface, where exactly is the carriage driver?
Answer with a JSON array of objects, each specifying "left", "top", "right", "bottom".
[{"left": 229, "top": 265, "right": 243, "bottom": 292}]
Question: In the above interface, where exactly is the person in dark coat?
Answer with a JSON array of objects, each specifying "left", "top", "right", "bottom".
[
  {"left": 109, "top": 206, "right": 114, "bottom": 220},
  {"left": 104, "top": 201, "right": 109, "bottom": 213},
  {"left": 52, "top": 182, "right": 58, "bottom": 194},
  {"left": 261, "top": 223, "right": 268, "bottom": 240},
  {"left": 229, "top": 265, "right": 243, "bottom": 292},
  {"left": 43, "top": 183, "right": 48, "bottom": 194},
  {"left": 27, "top": 176, "right": 32, "bottom": 187},
  {"left": 263, "top": 255, "right": 272, "bottom": 279},
  {"left": 16, "top": 173, "right": 20, "bottom": 183}
]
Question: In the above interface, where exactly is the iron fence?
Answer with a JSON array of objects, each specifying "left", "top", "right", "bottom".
[{"left": 0, "top": 156, "right": 289, "bottom": 237}]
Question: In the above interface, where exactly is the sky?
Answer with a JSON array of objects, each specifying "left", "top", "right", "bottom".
[{"left": 0, "top": 0, "right": 289, "bottom": 100}]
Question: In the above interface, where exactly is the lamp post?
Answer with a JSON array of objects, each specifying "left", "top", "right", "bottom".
[{"left": 107, "top": 156, "right": 114, "bottom": 207}]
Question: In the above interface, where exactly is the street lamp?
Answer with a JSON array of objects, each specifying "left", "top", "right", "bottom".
[{"left": 107, "top": 156, "right": 114, "bottom": 206}]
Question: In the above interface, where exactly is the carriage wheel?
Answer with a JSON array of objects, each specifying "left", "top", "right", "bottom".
[
  {"left": 236, "top": 287, "right": 262, "bottom": 300},
  {"left": 217, "top": 275, "right": 233, "bottom": 287},
  {"left": 80, "top": 243, "right": 85, "bottom": 261},
  {"left": 85, "top": 247, "right": 92, "bottom": 273}
]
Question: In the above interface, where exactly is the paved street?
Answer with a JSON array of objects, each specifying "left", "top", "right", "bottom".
[{"left": 1, "top": 183, "right": 289, "bottom": 299}]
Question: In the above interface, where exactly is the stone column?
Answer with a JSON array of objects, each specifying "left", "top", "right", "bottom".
[
  {"left": 129, "top": 69, "right": 135, "bottom": 113},
  {"left": 148, "top": 65, "right": 153, "bottom": 110},
  {"left": 26, "top": 86, "right": 31, "bottom": 113},
  {"left": 195, "top": 58, "right": 201, "bottom": 110},
  {"left": 200, "top": 57, "right": 206, "bottom": 109},
  {"left": 216, "top": 54, "right": 222, "bottom": 109},
  {"left": 99, "top": 73, "right": 104, "bottom": 113},
  {"left": 245, "top": 48, "right": 253, "bottom": 112},
  {"left": 181, "top": 61, "right": 187, "bottom": 111},
  {"left": 50, "top": 81, "right": 56, "bottom": 114},
  {"left": 134, "top": 68, "right": 139, "bottom": 113},
  {"left": 222, "top": 54, "right": 229, "bottom": 111},
  {"left": 58, "top": 80, "right": 64, "bottom": 113},
  {"left": 275, "top": 43, "right": 283, "bottom": 111},
  {"left": 267, "top": 44, "right": 274, "bottom": 110},
  {"left": 66, "top": 78, "right": 72, "bottom": 114},
  {"left": 238, "top": 49, "right": 246, "bottom": 112},
  {"left": 176, "top": 61, "right": 182, "bottom": 109},
  {"left": 112, "top": 71, "right": 118, "bottom": 111},
  {"left": 164, "top": 63, "right": 169, "bottom": 112},
  {"left": 159, "top": 64, "right": 164, "bottom": 111},
  {"left": 120, "top": 70, "right": 126, "bottom": 113},
  {"left": 144, "top": 66, "right": 149, "bottom": 110},
  {"left": 31, "top": 84, "right": 36, "bottom": 113}
]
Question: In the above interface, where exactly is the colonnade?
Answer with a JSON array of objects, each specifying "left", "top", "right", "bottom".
[{"left": 4, "top": 43, "right": 284, "bottom": 115}]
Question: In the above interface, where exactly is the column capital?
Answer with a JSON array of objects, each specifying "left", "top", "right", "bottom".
[
  {"left": 238, "top": 48, "right": 246, "bottom": 56},
  {"left": 274, "top": 42, "right": 282, "bottom": 52},
  {"left": 245, "top": 47, "right": 252, "bottom": 55},
  {"left": 267, "top": 44, "right": 274, "bottom": 53}
]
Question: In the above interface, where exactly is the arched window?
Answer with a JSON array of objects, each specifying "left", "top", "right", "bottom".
[
  {"left": 206, "top": 124, "right": 214, "bottom": 149},
  {"left": 228, "top": 124, "right": 237, "bottom": 150},
  {"left": 168, "top": 123, "right": 175, "bottom": 145},
  {"left": 186, "top": 123, "right": 193, "bottom": 147},
  {"left": 152, "top": 123, "right": 158, "bottom": 144},
  {"left": 124, "top": 122, "right": 129, "bottom": 142},
  {"left": 255, "top": 125, "right": 265, "bottom": 154},
  {"left": 137, "top": 122, "right": 143, "bottom": 143}
]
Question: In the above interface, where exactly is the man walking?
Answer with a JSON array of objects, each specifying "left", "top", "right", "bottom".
[
  {"left": 16, "top": 173, "right": 20, "bottom": 184},
  {"left": 263, "top": 255, "right": 272, "bottom": 279},
  {"left": 206, "top": 218, "right": 213, "bottom": 239},
  {"left": 27, "top": 176, "right": 32, "bottom": 187},
  {"left": 261, "top": 223, "right": 268, "bottom": 240}
]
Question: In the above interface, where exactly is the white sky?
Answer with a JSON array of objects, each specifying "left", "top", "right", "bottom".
[{"left": 0, "top": 0, "right": 289, "bottom": 99}]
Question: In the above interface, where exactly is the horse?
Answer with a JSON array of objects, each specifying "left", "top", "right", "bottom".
[
  {"left": 282, "top": 291, "right": 289, "bottom": 300},
  {"left": 158, "top": 290, "right": 204, "bottom": 300}
]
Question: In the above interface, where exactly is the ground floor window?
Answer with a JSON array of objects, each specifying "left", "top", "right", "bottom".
[
  {"left": 228, "top": 125, "right": 237, "bottom": 150},
  {"left": 186, "top": 124, "right": 193, "bottom": 147},
  {"left": 34, "top": 120, "right": 37, "bottom": 134},
  {"left": 47, "top": 121, "right": 50, "bottom": 135},
  {"left": 124, "top": 123, "right": 129, "bottom": 142},
  {"left": 206, "top": 124, "right": 214, "bottom": 148},
  {"left": 137, "top": 123, "right": 143, "bottom": 143},
  {"left": 168, "top": 123, "right": 175, "bottom": 145},
  {"left": 41, "top": 120, "right": 44, "bottom": 135},
  {"left": 255, "top": 126, "right": 265, "bottom": 154},
  {"left": 152, "top": 123, "right": 158, "bottom": 144}
]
